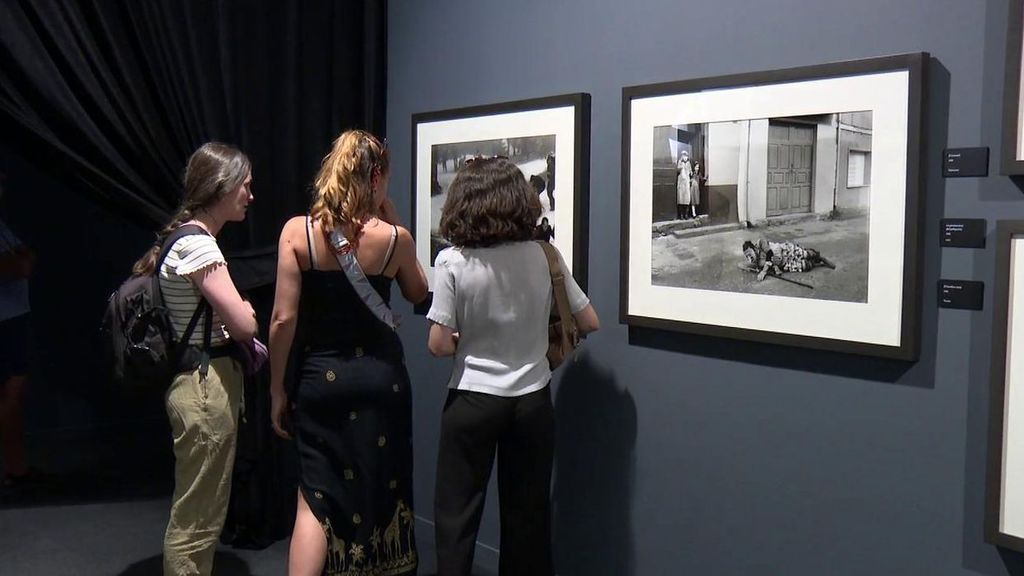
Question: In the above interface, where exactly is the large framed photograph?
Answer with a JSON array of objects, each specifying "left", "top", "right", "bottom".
[
  {"left": 1003, "top": 0, "right": 1024, "bottom": 175},
  {"left": 412, "top": 93, "right": 591, "bottom": 296},
  {"left": 987, "top": 220, "right": 1024, "bottom": 552},
  {"left": 621, "top": 53, "right": 926, "bottom": 359}
]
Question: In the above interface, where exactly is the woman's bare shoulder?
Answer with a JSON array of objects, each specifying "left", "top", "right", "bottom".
[{"left": 281, "top": 215, "right": 308, "bottom": 237}]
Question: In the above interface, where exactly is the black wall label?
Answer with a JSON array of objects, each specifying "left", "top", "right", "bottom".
[
  {"left": 940, "top": 218, "right": 986, "bottom": 248},
  {"left": 938, "top": 280, "right": 984, "bottom": 310},
  {"left": 943, "top": 147, "right": 990, "bottom": 177}
]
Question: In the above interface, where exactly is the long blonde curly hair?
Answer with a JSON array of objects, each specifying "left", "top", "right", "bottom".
[{"left": 310, "top": 130, "right": 389, "bottom": 241}]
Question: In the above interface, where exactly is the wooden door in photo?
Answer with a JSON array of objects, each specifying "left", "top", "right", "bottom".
[{"left": 767, "top": 122, "right": 814, "bottom": 216}]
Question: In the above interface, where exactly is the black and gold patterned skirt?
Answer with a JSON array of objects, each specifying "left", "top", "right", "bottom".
[{"left": 293, "top": 344, "right": 417, "bottom": 576}]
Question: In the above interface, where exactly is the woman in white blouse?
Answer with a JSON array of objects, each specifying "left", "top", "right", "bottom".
[
  {"left": 427, "top": 157, "right": 599, "bottom": 576},
  {"left": 131, "top": 142, "right": 258, "bottom": 576}
]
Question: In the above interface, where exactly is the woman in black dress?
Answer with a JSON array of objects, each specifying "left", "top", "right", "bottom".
[{"left": 269, "top": 130, "right": 428, "bottom": 576}]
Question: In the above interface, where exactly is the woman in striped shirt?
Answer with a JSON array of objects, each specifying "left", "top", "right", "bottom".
[{"left": 131, "top": 142, "right": 258, "bottom": 576}]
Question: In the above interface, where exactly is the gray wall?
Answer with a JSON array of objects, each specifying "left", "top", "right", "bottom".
[{"left": 386, "top": 1, "right": 1023, "bottom": 574}]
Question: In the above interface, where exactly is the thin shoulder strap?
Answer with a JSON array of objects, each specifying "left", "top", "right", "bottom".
[
  {"left": 306, "top": 216, "right": 319, "bottom": 270},
  {"left": 378, "top": 224, "right": 399, "bottom": 275}
]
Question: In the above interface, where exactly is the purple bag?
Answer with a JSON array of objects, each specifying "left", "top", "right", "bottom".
[{"left": 235, "top": 337, "right": 269, "bottom": 375}]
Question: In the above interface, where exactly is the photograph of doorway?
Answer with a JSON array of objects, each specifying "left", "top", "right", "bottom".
[{"left": 649, "top": 111, "right": 873, "bottom": 304}]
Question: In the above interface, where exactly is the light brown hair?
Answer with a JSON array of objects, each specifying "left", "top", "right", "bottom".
[
  {"left": 132, "top": 142, "right": 251, "bottom": 275},
  {"left": 310, "top": 130, "right": 389, "bottom": 239}
]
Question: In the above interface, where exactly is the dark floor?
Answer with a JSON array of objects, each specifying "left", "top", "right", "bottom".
[
  {"left": 0, "top": 427, "right": 497, "bottom": 575},
  {"left": 0, "top": 495, "right": 497, "bottom": 575}
]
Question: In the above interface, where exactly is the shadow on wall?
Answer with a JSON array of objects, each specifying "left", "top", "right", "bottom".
[
  {"left": 552, "top": 354, "right": 637, "bottom": 576},
  {"left": 999, "top": 547, "right": 1024, "bottom": 576},
  {"left": 628, "top": 326, "right": 919, "bottom": 386}
]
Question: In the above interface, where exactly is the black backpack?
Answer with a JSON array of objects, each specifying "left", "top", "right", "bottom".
[{"left": 101, "top": 225, "right": 213, "bottom": 391}]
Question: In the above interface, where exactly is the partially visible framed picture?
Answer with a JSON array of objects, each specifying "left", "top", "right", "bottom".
[
  {"left": 412, "top": 93, "right": 591, "bottom": 296},
  {"left": 621, "top": 53, "right": 926, "bottom": 359},
  {"left": 1003, "top": 0, "right": 1024, "bottom": 175},
  {"left": 987, "top": 220, "right": 1024, "bottom": 552}
]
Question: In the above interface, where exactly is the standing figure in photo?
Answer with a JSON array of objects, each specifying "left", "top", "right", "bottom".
[
  {"left": 530, "top": 174, "right": 547, "bottom": 199},
  {"left": 742, "top": 238, "right": 836, "bottom": 281},
  {"left": 534, "top": 216, "right": 554, "bottom": 243},
  {"left": 0, "top": 171, "right": 38, "bottom": 490},
  {"left": 690, "top": 161, "right": 701, "bottom": 218},
  {"left": 269, "top": 130, "right": 428, "bottom": 576},
  {"left": 135, "top": 143, "right": 259, "bottom": 576},
  {"left": 545, "top": 152, "right": 556, "bottom": 211},
  {"left": 431, "top": 157, "right": 442, "bottom": 196},
  {"left": 675, "top": 149, "right": 693, "bottom": 220},
  {"left": 427, "top": 157, "right": 600, "bottom": 576}
]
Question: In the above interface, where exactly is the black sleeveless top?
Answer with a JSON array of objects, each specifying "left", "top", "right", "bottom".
[
  {"left": 298, "top": 270, "right": 397, "bottom": 353},
  {"left": 297, "top": 217, "right": 401, "bottom": 354}
]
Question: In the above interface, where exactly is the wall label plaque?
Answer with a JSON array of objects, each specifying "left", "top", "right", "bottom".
[
  {"left": 943, "top": 147, "right": 990, "bottom": 177},
  {"left": 938, "top": 280, "right": 984, "bottom": 310},
  {"left": 940, "top": 218, "right": 986, "bottom": 248}
]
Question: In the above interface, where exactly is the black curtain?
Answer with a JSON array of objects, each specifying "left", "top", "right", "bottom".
[
  {"left": 0, "top": 0, "right": 387, "bottom": 258},
  {"left": 0, "top": 0, "right": 387, "bottom": 548}
]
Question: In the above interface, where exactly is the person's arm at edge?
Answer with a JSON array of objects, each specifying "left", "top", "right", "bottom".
[
  {"left": 191, "top": 264, "right": 257, "bottom": 344},
  {"left": 428, "top": 322, "right": 458, "bottom": 357},
  {"left": 392, "top": 227, "right": 428, "bottom": 305},
  {"left": 267, "top": 218, "right": 305, "bottom": 439}
]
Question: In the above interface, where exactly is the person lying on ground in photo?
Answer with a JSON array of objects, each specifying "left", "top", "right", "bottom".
[{"left": 741, "top": 238, "right": 836, "bottom": 281}]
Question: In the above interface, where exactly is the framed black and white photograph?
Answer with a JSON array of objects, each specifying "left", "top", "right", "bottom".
[
  {"left": 412, "top": 93, "right": 591, "bottom": 295},
  {"left": 987, "top": 220, "right": 1024, "bottom": 552},
  {"left": 621, "top": 53, "right": 926, "bottom": 359},
  {"left": 1003, "top": 0, "right": 1024, "bottom": 175}
]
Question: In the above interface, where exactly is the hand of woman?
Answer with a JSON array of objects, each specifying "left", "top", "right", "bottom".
[{"left": 270, "top": 387, "right": 292, "bottom": 440}]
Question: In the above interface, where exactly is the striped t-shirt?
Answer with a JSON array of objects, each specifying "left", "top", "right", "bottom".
[{"left": 159, "top": 234, "right": 231, "bottom": 346}]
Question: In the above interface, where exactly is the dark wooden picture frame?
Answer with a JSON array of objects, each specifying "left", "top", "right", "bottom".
[
  {"left": 987, "top": 220, "right": 1024, "bottom": 551},
  {"left": 411, "top": 93, "right": 591, "bottom": 304},
  {"left": 1003, "top": 0, "right": 1024, "bottom": 175},
  {"left": 621, "top": 53, "right": 926, "bottom": 360}
]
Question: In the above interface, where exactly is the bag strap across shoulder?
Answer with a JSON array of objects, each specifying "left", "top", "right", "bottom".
[
  {"left": 328, "top": 224, "right": 398, "bottom": 330},
  {"left": 150, "top": 224, "right": 210, "bottom": 303},
  {"left": 537, "top": 241, "right": 575, "bottom": 334},
  {"left": 156, "top": 224, "right": 209, "bottom": 271}
]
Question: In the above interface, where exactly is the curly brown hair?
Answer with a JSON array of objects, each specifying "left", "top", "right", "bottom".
[{"left": 438, "top": 157, "right": 542, "bottom": 248}]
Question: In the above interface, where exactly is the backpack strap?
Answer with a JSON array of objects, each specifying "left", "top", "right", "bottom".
[
  {"left": 157, "top": 224, "right": 208, "bottom": 268},
  {"left": 179, "top": 299, "right": 207, "bottom": 343},
  {"left": 150, "top": 224, "right": 210, "bottom": 306},
  {"left": 199, "top": 302, "right": 213, "bottom": 379},
  {"left": 153, "top": 224, "right": 214, "bottom": 373}
]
